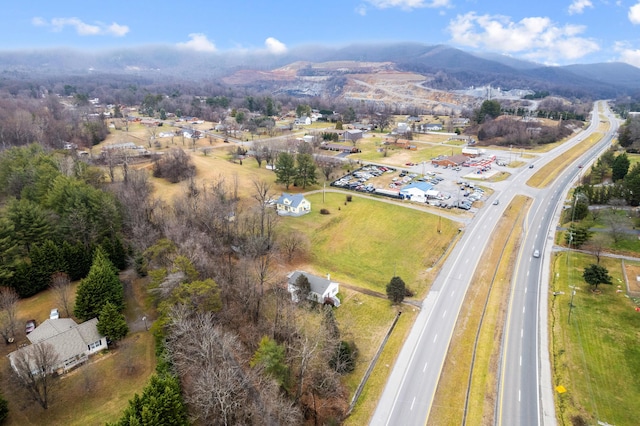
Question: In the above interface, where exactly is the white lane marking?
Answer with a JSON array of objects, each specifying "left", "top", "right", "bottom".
[
  {"left": 451, "top": 291, "right": 455, "bottom": 297},
  {"left": 521, "top": 329, "right": 523, "bottom": 338},
  {"left": 525, "top": 287, "right": 527, "bottom": 294},
  {"left": 411, "top": 397, "right": 416, "bottom": 411},
  {"left": 519, "top": 390, "right": 521, "bottom": 402},
  {"left": 523, "top": 306, "right": 526, "bottom": 314},
  {"left": 442, "top": 310, "right": 447, "bottom": 318},
  {"left": 433, "top": 334, "right": 438, "bottom": 343},
  {"left": 520, "top": 356, "right": 522, "bottom": 366},
  {"left": 423, "top": 362, "right": 428, "bottom": 372}
]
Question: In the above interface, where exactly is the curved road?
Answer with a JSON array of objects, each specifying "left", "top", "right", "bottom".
[{"left": 371, "top": 101, "right": 617, "bottom": 426}]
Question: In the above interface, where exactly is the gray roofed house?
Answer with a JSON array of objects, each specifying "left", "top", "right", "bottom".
[
  {"left": 276, "top": 193, "right": 311, "bottom": 217},
  {"left": 8, "top": 318, "right": 107, "bottom": 375},
  {"left": 287, "top": 271, "right": 340, "bottom": 307}
]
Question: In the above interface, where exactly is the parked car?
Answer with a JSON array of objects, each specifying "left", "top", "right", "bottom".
[
  {"left": 50, "top": 308, "right": 60, "bottom": 320},
  {"left": 529, "top": 164, "right": 534, "bottom": 168},
  {"left": 25, "top": 319, "right": 36, "bottom": 334}
]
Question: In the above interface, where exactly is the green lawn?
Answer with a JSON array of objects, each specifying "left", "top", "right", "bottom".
[
  {"left": 550, "top": 252, "right": 640, "bottom": 426},
  {"left": 282, "top": 192, "right": 458, "bottom": 295}
]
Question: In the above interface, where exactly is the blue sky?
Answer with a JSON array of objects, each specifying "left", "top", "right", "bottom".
[{"left": 3, "top": 0, "right": 640, "bottom": 67}]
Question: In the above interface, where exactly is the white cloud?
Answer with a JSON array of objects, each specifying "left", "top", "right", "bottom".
[
  {"left": 265, "top": 37, "right": 287, "bottom": 54},
  {"left": 568, "top": 0, "right": 593, "bottom": 15},
  {"left": 177, "top": 33, "right": 216, "bottom": 52},
  {"left": 447, "top": 12, "right": 599, "bottom": 63},
  {"left": 365, "top": 0, "right": 451, "bottom": 10},
  {"left": 614, "top": 41, "right": 640, "bottom": 67},
  {"left": 629, "top": 2, "right": 640, "bottom": 24},
  {"left": 355, "top": 4, "right": 368, "bottom": 16},
  {"left": 31, "top": 17, "right": 129, "bottom": 37}
]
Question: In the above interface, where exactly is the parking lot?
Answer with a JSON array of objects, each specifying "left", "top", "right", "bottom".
[{"left": 331, "top": 159, "right": 497, "bottom": 211}]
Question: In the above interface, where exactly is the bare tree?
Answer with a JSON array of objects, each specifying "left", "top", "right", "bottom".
[
  {"left": 11, "top": 342, "right": 60, "bottom": 409},
  {"left": 0, "top": 287, "right": 19, "bottom": 344},
  {"left": 278, "top": 231, "right": 309, "bottom": 263},
  {"left": 585, "top": 233, "right": 611, "bottom": 264},
  {"left": 603, "top": 209, "right": 628, "bottom": 243},
  {"left": 252, "top": 179, "right": 275, "bottom": 239},
  {"left": 50, "top": 272, "right": 72, "bottom": 318}
]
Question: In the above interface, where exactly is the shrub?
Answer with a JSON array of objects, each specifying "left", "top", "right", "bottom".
[
  {"left": 346, "top": 195, "right": 352, "bottom": 202},
  {"left": 320, "top": 208, "right": 330, "bottom": 215}
]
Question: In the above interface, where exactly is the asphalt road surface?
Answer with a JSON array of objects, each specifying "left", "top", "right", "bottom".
[{"left": 371, "top": 101, "right": 617, "bottom": 426}]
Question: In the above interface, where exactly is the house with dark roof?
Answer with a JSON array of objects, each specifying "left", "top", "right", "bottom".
[
  {"left": 287, "top": 271, "right": 340, "bottom": 306},
  {"left": 276, "top": 193, "right": 311, "bottom": 217},
  {"left": 8, "top": 318, "right": 107, "bottom": 375}
]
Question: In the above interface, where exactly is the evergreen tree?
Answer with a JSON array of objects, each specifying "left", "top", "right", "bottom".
[
  {"left": 330, "top": 341, "right": 358, "bottom": 374},
  {"left": 612, "top": 153, "right": 630, "bottom": 182},
  {"left": 29, "top": 240, "right": 68, "bottom": 294},
  {"left": 74, "top": 247, "right": 124, "bottom": 321},
  {"left": 294, "top": 153, "right": 318, "bottom": 189},
  {"left": 583, "top": 264, "right": 612, "bottom": 290},
  {"left": 274, "top": 152, "right": 296, "bottom": 189},
  {"left": 100, "top": 235, "right": 128, "bottom": 271},
  {"left": 110, "top": 374, "right": 188, "bottom": 426},
  {"left": 6, "top": 198, "right": 52, "bottom": 254},
  {"left": 97, "top": 301, "right": 129, "bottom": 345},
  {"left": 250, "top": 336, "right": 289, "bottom": 387},
  {"left": 386, "top": 276, "right": 406, "bottom": 304},
  {"left": 0, "top": 392, "right": 8, "bottom": 423},
  {"left": 564, "top": 223, "right": 593, "bottom": 248},
  {"left": 61, "top": 241, "right": 93, "bottom": 281},
  {"left": 0, "top": 217, "right": 19, "bottom": 283},
  {"left": 10, "top": 261, "right": 34, "bottom": 298}
]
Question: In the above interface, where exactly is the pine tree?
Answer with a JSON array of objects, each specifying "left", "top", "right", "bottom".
[
  {"left": 386, "top": 276, "right": 406, "bottom": 304},
  {"left": 97, "top": 301, "right": 129, "bottom": 345},
  {"left": 111, "top": 374, "right": 188, "bottom": 426},
  {"left": 74, "top": 247, "right": 124, "bottom": 321},
  {"left": 6, "top": 198, "right": 52, "bottom": 254},
  {"left": 274, "top": 152, "right": 296, "bottom": 189},
  {"left": 61, "top": 241, "right": 93, "bottom": 281},
  {"left": 29, "top": 240, "right": 68, "bottom": 294},
  {"left": 294, "top": 153, "right": 318, "bottom": 189}
]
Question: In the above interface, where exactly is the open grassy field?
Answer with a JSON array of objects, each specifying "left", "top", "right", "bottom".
[
  {"left": 280, "top": 191, "right": 460, "bottom": 296},
  {"left": 343, "top": 301, "right": 418, "bottom": 426},
  {"left": 429, "top": 195, "right": 532, "bottom": 425},
  {"left": 550, "top": 251, "right": 640, "bottom": 426}
]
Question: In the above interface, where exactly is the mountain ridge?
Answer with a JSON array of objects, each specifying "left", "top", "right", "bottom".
[{"left": 0, "top": 42, "right": 638, "bottom": 98}]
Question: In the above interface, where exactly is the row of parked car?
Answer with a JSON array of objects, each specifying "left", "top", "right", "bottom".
[{"left": 332, "top": 165, "right": 397, "bottom": 192}]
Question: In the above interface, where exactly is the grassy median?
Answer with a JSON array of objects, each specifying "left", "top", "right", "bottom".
[{"left": 428, "top": 195, "right": 532, "bottom": 425}]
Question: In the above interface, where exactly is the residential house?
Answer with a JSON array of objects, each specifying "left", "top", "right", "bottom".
[
  {"left": 276, "top": 193, "right": 311, "bottom": 216},
  {"left": 424, "top": 123, "right": 443, "bottom": 131},
  {"left": 294, "top": 116, "right": 312, "bottom": 126},
  {"left": 344, "top": 129, "right": 363, "bottom": 142},
  {"left": 8, "top": 318, "right": 107, "bottom": 375},
  {"left": 287, "top": 271, "right": 340, "bottom": 306}
]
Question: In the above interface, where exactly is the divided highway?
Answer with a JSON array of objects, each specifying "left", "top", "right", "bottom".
[{"left": 372, "top": 101, "right": 617, "bottom": 426}]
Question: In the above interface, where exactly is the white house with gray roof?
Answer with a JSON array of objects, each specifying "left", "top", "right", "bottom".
[
  {"left": 287, "top": 271, "right": 340, "bottom": 307},
  {"left": 276, "top": 193, "right": 311, "bottom": 217},
  {"left": 8, "top": 318, "right": 107, "bottom": 375}
]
